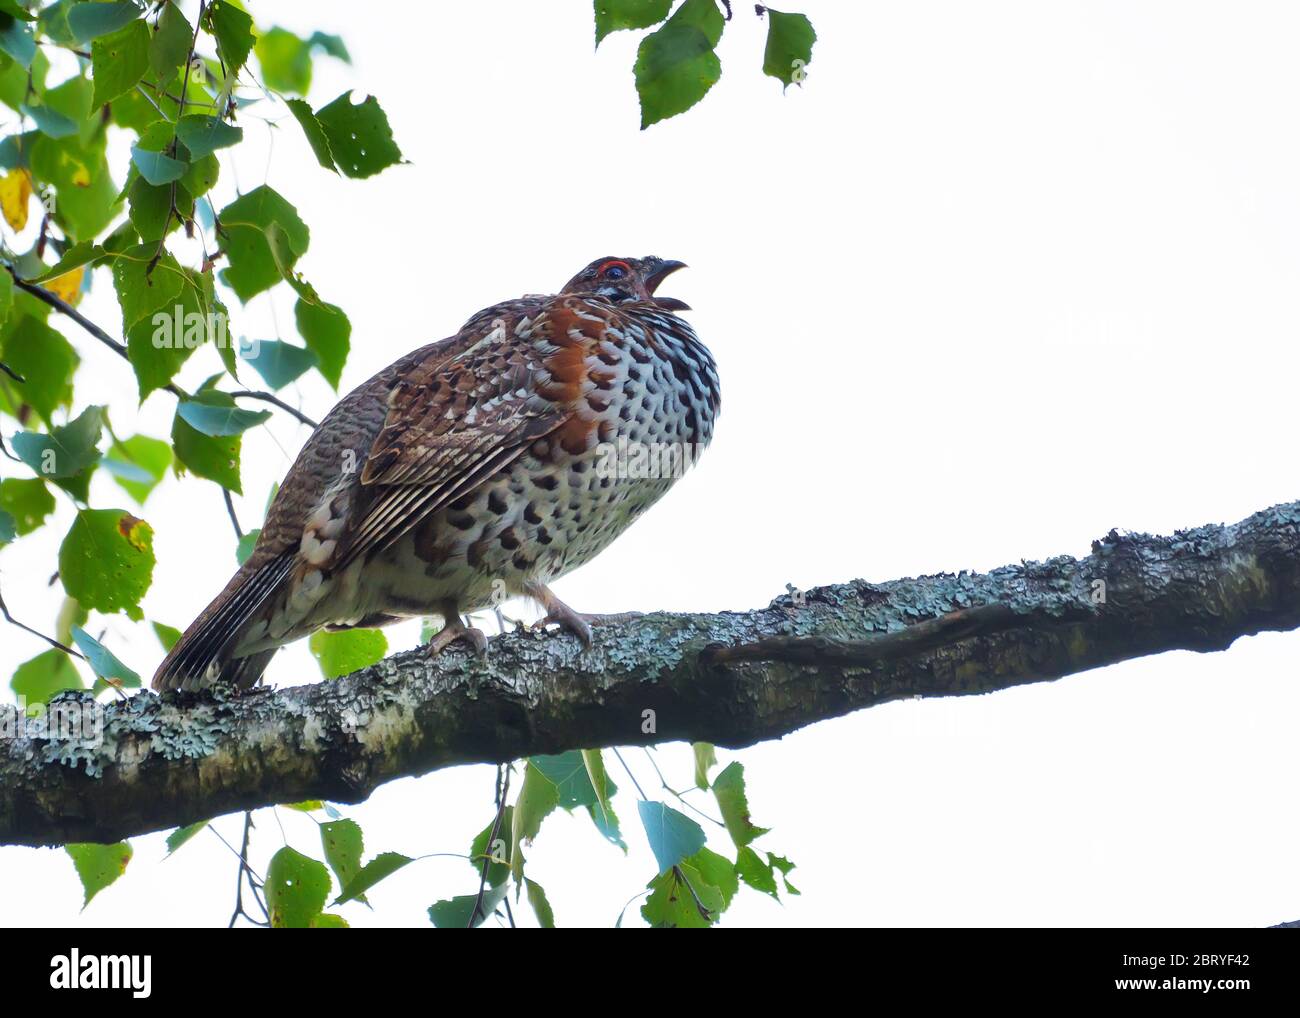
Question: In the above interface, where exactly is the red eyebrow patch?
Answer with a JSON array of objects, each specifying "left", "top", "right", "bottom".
[{"left": 598, "top": 260, "right": 631, "bottom": 276}]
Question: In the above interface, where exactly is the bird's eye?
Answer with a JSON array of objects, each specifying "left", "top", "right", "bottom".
[{"left": 601, "top": 262, "right": 629, "bottom": 280}]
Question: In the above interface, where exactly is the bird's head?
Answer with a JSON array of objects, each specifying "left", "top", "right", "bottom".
[{"left": 560, "top": 256, "right": 690, "bottom": 311}]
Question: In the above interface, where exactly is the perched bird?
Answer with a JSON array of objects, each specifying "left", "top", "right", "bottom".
[{"left": 153, "top": 257, "right": 720, "bottom": 691}]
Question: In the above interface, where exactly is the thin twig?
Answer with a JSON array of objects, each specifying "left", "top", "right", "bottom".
[
  {"left": 672, "top": 864, "right": 713, "bottom": 922},
  {"left": 229, "top": 390, "right": 318, "bottom": 429},
  {"left": 612, "top": 747, "right": 648, "bottom": 800},
  {"left": 222, "top": 811, "right": 269, "bottom": 928},
  {"left": 469, "top": 763, "right": 511, "bottom": 928},
  {"left": 0, "top": 582, "right": 85, "bottom": 660},
  {"left": 223, "top": 489, "right": 243, "bottom": 540},
  {"left": 0, "top": 361, "right": 24, "bottom": 383}
]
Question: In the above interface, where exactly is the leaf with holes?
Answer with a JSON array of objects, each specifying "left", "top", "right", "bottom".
[
  {"left": 58, "top": 509, "right": 155, "bottom": 619},
  {"left": 313, "top": 91, "right": 402, "bottom": 179},
  {"left": 91, "top": 20, "right": 149, "bottom": 107},
  {"left": 266, "top": 846, "right": 330, "bottom": 928},
  {"left": 65, "top": 841, "right": 133, "bottom": 908}
]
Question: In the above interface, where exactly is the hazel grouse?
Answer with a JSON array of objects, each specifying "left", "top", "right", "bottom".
[{"left": 153, "top": 257, "right": 720, "bottom": 691}]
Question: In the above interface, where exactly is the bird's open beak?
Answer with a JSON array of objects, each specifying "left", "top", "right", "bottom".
[{"left": 645, "top": 259, "right": 690, "bottom": 311}]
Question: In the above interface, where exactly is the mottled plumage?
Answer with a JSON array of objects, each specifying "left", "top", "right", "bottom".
[{"left": 153, "top": 257, "right": 720, "bottom": 691}]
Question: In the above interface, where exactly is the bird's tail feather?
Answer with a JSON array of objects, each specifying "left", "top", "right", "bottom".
[{"left": 153, "top": 553, "right": 295, "bottom": 692}]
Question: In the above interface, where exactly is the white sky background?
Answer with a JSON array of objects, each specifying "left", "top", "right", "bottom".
[{"left": 3, "top": 0, "right": 1300, "bottom": 927}]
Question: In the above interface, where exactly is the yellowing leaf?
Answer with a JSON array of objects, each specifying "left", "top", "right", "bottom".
[
  {"left": 0, "top": 169, "right": 33, "bottom": 231},
  {"left": 44, "top": 265, "right": 84, "bottom": 305}
]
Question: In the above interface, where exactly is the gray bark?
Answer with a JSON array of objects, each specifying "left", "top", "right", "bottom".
[{"left": 2, "top": 500, "right": 1298, "bottom": 848}]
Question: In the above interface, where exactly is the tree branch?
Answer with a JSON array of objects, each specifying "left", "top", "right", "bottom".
[{"left": 3, "top": 500, "right": 1299, "bottom": 847}]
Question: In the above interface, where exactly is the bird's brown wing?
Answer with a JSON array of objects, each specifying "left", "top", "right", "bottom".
[{"left": 330, "top": 302, "right": 598, "bottom": 569}]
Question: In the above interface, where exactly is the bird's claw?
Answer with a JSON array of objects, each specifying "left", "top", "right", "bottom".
[
  {"left": 426, "top": 618, "right": 488, "bottom": 657},
  {"left": 530, "top": 608, "right": 643, "bottom": 648}
]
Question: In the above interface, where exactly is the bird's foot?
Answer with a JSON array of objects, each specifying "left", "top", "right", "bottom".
[
  {"left": 529, "top": 602, "right": 641, "bottom": 651},
  {"left": 426, "top": 615, "right": 488, "bottom": 657}
]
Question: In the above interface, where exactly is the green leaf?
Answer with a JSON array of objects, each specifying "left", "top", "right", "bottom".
[
  {"left": 21, "top": 99, "right": 78, "bottom": 137},
  {"left": 58, "top": 508, "right": 155, "bottom": 618},
  {"left": 112, "top": 245, "right": 213, "bottom": 398},
  {"left": 469, "top": 806, "right": 513, "bottom": 888},
  {"left": 235, "top": 527, "right": 258, "bottom": 564},
  {"left": 11, "top": 404, "right": 104, "bottom": 480},
  {"left": 581, "top": 748, "right": 624, "bottom": 848},
  {"left": 265, "top": 846, "right": 330, "bottom": 928},
  {"left": 735, "top": 845, "right": 778, "bottom": 898},
  {"left": 29, "top": 133, "right": 117, "bottom": 240},
  {"left": 26, "top": 240, "right": 107, "bottom": 283},
  {"left": 0, "top": 314, "right": 77, "bottom": 423},
  {"left": 68, "top": 1, "right": 142, "bottom": 43},
  {"left": 0, "top": 264, "right": 11, "bottom": 323},
  {"left": 55, "top": 595, "right": 87, "bottom": 648},
  {"left": 532, "top": 750, "right": 602, "bottom": 810},
  {"left": 171, "top": 400, "right": 242, "bottom": 492},
  {"left": 0, "top": 42, "right": 45, "bottom": 107},
  {"left": 587, "top": 797, "right": 627, "bottom": 850},
  {"left": 0, "top": 508, "right": 15, "bottom": 545},
  {"left": 282, "top": 800, "right": 324, "bottom": 813},
  {"left": 334, "top": 851, "right": 413, "bottom": 905},
  {"left": 181, "top": 149, "right": 218, "bottom": 197},
  {"left": 149, "top": 1, "right": 192, "bottom": 79},
  {"left": 308, "top": 628, "right": 387, "bottom": 679},
  {"left": 641, "top": 861, "right": 722, "bottom": 928},
  {"left": 428, "top": 882, "right": 509, "bottom": 928},
  {"left": 594, "top": 0, "right": 672, "bottom": 45},
  {"left": 768, "top": 852, "right": 800, "bottom": 895},
  {"left": 285, "top": 97, "right": 337, "bottom": 172},
  {"left": 525, "top": 878, "right": 556, "bottom": 928},
  {"left": 687, "top": 845, "right": 738, "bottom": 909},
  {"left": 164, "top": 820, "right": 208, "bottom": 856},
  {"left": 177, "top": 394, "right": 269, "bottom": 437},
  {"left": 218, "top": 185, "right": 309, "bottom": 301},
  {"left": 43, "top": 73, "right": 95, "bottom": 141},
  {"left": 294, "top": 297, "right": 349, "bottom": 388},
  {"left": 510, "top": 762, "right": 560, "bottom": 878},
  {"left": 634, "top": 0, "right": 723, "bottom": 129},
  {"left": 636, "top": 800, "right": 705, "bottom": 874},
  {"left": 206, "top": 0, "right": 253, "bottom": 76},
  {"left": 310, "top": 912, "right": 349, "bottom": 928},
  {"left": 152, "top": 619, "right": 182, "bottom": 651},
  {"left": 65, "top": 841, "right": 133, "bottom": 908},
  {"left": 11, "top": 648, "right": 83, "bottom": 705},
  {"left": 0, "top": 11, "right": 35, "bottom": 67},
  {"left": 320, "top": 819, "right": 366, "bottom": 906},
  {"left": 255, "top": 26, "right": 312, "bottom": 95},
  {"left": 712, "top": 761, "right": 769, "bottom": 848},
  {"left": 313, "top": 91, "right": 403, "bottom": 179},
  {"left": 130, "top": 142, "right": 186, "bottom": 185},
  {"left": 175, "top": 114, "right": 241, "bottom": 158},
  {"left": 692, "top": 741, "right": 717, "bottom": 789},
  {"left": 307, "top": 31, "right": 350, "bottom": 63},
  {"left": 0, "top": 478, "right": 54, "bottom": 535},
  {"left": 71, "top": 624, "right": 141, "bottom": 689},
  {"left": 91, "top": 19, "right": 149, "bottom": 107},
  {"left": 242, "top": 338, "right": 316, "bottom": 390},
  {"left": 104, "top": 433, "right": 171, "bottom": 503},
  {"left": 761, "top": 8, "right": 815, "bottom": 89}
]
